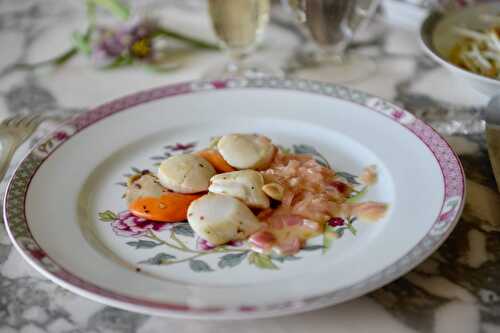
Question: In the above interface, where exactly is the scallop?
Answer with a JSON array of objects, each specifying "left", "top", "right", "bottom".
[
  {"left": 187, "top": 193, "right": 263, "bottom": 245},
  {"left": 125, "top": 173, "right": 167, "bottom": 204},
  {"left": 209, "top": 170, "right": 270, "bottom": 209},
  {"left": 158, "top": 154, "right": 216, "bottom": 193},
  {"left": 217, "top": 134, "right": 275, "bottom": 170}
]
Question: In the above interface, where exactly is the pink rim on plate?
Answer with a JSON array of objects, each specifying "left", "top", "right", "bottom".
[{"left": 3, "top": 78, "right": 465, "bottom": 318}]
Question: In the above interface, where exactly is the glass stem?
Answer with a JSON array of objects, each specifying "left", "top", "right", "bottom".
[
  {"left": 227, "top": 50, "right": 248, "bottom": 74},
  {"left": 319, "top": 42, "right": 348, "bottom": 64}
]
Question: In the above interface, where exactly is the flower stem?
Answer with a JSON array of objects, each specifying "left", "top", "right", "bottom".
[
  {"left": 154, "top": 28, "right": 219, "bottom": 50},
  {"left": 170, "top": 231, "right": 190, "bottom": 251},
  {"left": 162, "top": 252, "right": 209, "bottom": 265},
  {"left": 13, "top": 47, "right": 78, "bottom": 71},
  {"left": 145, "top": 230, "right": 197, "bottom": 253}
]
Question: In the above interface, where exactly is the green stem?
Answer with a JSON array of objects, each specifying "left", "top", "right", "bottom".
[
  {"left": 170, "top": 231, "right": 190, "bottom": 251},
  {"left": 14, "top": 47, "right": 78, "bottom": 71},
  {"left": 147, "top": 230, "right": 250, "bottom": 254},
  {"left": 145, "top": 230, "right": 197, "bottom": 253},
  {"left": 154, "top": 28, "right": 219, "bottom": 50},
  {"left": 162, "top": 252, "right": 209, "bottom": 265}
]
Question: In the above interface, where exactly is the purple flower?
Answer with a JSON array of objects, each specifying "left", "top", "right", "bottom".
[
  {"left": 54, "top": 131, "right": 69, "bottom": 141},
  {"left": 91, "top": 18, "right": 157, "bottom": 67},
  {"left": 392, "top": 110, "right": 404, "bottom": 120},
  {"left": 167, "top": 142, "right": 197, "bottom": 152},
  {"left": 328, "top": 217, "right": 345, "bottom": 227},
  {"left": 196, "top": 237, "right": 217, "bottom": 251},
  {"left": 111, "top": 211, "right": 169, "bottom": 237}
]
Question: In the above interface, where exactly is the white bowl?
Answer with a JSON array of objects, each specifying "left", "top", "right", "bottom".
[{"left": 420, "top": 3, "right": 500, "bottom": 97}]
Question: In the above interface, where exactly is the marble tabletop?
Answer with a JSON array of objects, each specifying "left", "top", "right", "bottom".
[{"left": 1, "top": 1, "right": 499, "bottom": 332}]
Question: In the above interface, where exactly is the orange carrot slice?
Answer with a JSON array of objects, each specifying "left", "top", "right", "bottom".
[
  {"left": 196, "top": 149, "right": 235, "bottom": 173},
  {"left": 129, "top": 193, "right": 203, "bottom": 222}
]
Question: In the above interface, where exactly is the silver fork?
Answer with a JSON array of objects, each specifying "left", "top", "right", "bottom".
[{"left": 0, "top": 114, "right": 44, "bottom": 181}]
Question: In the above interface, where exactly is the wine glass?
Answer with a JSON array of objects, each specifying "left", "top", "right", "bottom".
[
  {"left": 284, "top": 0, "right": 381, "bottom": 83},
  {"left": 203, "top": 0, "right": 281, "bottom": 79}
]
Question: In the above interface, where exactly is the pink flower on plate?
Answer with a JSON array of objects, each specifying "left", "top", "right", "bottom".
[
  {"left": 54, "top": 131, "right": 69, "bottom": 141},
  {"left": 111, "top": 211, "right": 169, "bottom": 237},
  {"left": 391, "top": 110, "right": 405, "bottom": 120},
  {"left": 196, "top": 237, "right": 217, "bottom": 251}
]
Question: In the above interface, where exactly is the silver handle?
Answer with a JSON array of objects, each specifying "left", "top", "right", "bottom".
[{"left": 0, "top": 135, "right": 20, "bottom": 182}]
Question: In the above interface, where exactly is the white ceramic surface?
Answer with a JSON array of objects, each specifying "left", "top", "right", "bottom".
[
  {"left": 420, "top": 3, "right": 500, "bottom": 97},
  {"left": 4, "top": 78, "right": 465, "bottom": 319}
]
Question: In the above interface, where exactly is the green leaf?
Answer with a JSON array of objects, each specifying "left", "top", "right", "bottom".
[
  {"left": 346, "top": 218, "right": 357, "bottom": 236},
  {"left": 98, "top": 210, "right": 118, "bottom": 222},
  {"left": 189, "top": 259, "right": 214, "bottom": 272},
  {"left": 301, "top": 245, "right": 325, "bottom": 251},
  {"left": 292, "top": 144, "right": 330, "bottom": 168},
  {"left": 172, "top": 224, "right": 194, "bottom": 237},
  {"left": 126, "top": 240, "right": 161, "bottom": 249},
  {"left": 90, "top": 0, "right": 130, "bottom": 20},
  {"left": 336, "top": 171, "right": 360, "bottom": 185},
  {"left": 346, "top": 186, "right": 367, "bottom": 203},
  {"left": 248, "top": 252, "right": 278, "bottom": 270},
  {"left": 218, "top": 252, "right": 248, "bottom": 269},
  {"left": 276, "top": 145, "right": 292, "bottom": 154},
  {"left": 269, "top": 254, "right": 301, "bottom": 263},
  {"left": 131, "top": 167, "right": 142, "bottom": 174},
  {"left": 322, "top": 225, "right": 336, "bottom": 254},
  {"left": 139, "top": 253, "right": 176, "bottom": 265},
  {"left": 72, "top": 31, "right": 91, "bottom": 55}
]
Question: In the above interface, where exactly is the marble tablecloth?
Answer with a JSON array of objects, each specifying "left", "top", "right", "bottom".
[{"left": 0, "top": 1, "right": 499, "bottom": 332}]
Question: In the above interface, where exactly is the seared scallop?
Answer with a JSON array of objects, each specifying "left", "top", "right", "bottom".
[
  {"left": 217, "top": 134, "right": 275, "bottom": 170},
  {"left": 125, "top": 173, "right": 167, "bottom": 204},
  {"left": 187, "top": 193, "right": 262, "bottom": 245},
  {"left": 209, "top": 170, "right": 270, "bottom": 209},
  {"left": 158, "top": 154, "right": 216, "bottom": 193}
]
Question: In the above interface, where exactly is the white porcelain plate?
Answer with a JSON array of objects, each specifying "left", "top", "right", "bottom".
[{"left": 4, "top": 79, "right": 465, "bottom": 319}]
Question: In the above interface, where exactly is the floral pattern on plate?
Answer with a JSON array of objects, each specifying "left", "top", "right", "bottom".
[{"left": 99, "top": 142, "right": 364, "bottom": 272}]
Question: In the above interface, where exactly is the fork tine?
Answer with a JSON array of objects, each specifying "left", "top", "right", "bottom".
[
  {"left": 21, "top": 114, "right": 43, "bottom": 127},
  {"left": 2, "top": 115, "right": 23, "bottom": 127}
]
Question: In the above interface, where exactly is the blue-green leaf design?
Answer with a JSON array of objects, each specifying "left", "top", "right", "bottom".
[
  {"left": 189, "top": 259, "right": 214, "bottom": 272},
  {"left": 218, "top": 252, "right": 248, "bottom": 269},
  {"left": 346, "top": 217, "right": 357, "bottom": 236},
  {"left": 323, "top": 225, "right": 337, "bottom": 254},
  {"left": 172, "top": 224, "right": 194, "bottom": 237},
  {"left": 139, "top": 253, "right": 176, "bottom": 265},
  {"left": 126, "top": 240, "right": 161, "bottom": 249},
  {"left": 98, "top": 210, "right": 118, "bottom": 222},
  {"left": 269, "top": 254, "right": 301, "bottom": 263},
  {"left": 292, "top": 144, "right": 330, "bottom": 168},
  {"left": 248, "top": 252, "right": 278, "bottom": 270},
  {"left": 131, "top": 166, "right": 142, "bottom": 174},
  {"left": 347, "top": 187, "right": 367, "bottom": 203},
  {"left": 301, "top": 245, "right": 325, "bottom": 251},
  {"left": 336, "top": 171, "right": 360, "bottom": 185}
]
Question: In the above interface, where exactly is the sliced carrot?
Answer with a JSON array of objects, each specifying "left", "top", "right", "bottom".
[
  {"left": 196, "top": 149, "right": 236, "bottom": 173},
  {"left": 129, "top": 193, "right": 203, "bottom": 222}
]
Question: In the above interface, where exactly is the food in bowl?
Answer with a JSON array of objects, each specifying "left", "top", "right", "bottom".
[
  {"left": 450, "top": 14, "right": 500, "bottom": 80},
  {"left": 122, "top": 134, "right": 388, "bottom": 257}
]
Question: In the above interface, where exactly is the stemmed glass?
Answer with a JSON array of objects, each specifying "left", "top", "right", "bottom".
[
  {"left": 203, "top": 0, "right": 281, "bottom": 79},
  {"left": 284, "top": 0, "right": 381, "bottom": 83}
]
